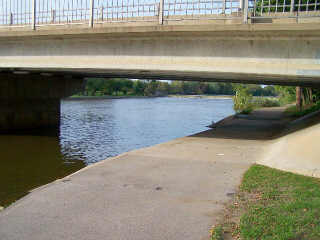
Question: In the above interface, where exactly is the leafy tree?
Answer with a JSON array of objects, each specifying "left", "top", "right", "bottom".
[
  {"left": 233, "top": 84, "right": 254, "bottom": 114},
  {"left": 274, "top": 86, "right": 296, "bottom": 105}
]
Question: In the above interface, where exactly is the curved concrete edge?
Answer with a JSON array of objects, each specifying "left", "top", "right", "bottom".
[{"left": 258, "top": 122, "right": 320, "bottom": 178}]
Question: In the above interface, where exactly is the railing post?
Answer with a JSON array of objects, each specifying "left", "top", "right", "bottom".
[
  {"left": 89, "top": 0, "right": 95, "bottom": 28},
  {"left": 243, "top": 0, "right": 249, "bottom": 23},
  {"left": 222, "top": 0, "right": 226, "bottom": 13},
  {"left": 32, "top": 0, "right": 36, "bottom": 30},
  {"left": 9, "top": 13, "right": 13, "bottom": 25},
  {"left": 51, "top": 10, "right": 56, "bottom": 23},
  {"left": 290, "top": 0, "right": 295, "bottom": 12},
  {"left": 100, "top": 6, "right": 104, "bottom": 21},
  {"left": 159, "top": 0, "right": 164, "bottom": 25}
]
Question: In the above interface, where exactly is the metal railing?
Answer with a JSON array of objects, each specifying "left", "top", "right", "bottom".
[
  {"left": 0, "top": 0, "right": 319, "bottom": 28},
  {"left": 252, "top": 0, "right": 320, "bottom": 18}
]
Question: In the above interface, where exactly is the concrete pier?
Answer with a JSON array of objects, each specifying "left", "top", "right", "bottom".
[{"left": 0, "top": 74, "right": 84, "bottom": 132}]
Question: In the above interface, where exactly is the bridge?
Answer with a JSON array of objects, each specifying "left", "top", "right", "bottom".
[{"left": 0, "top": 0, "right": 319, "bottom": 131}]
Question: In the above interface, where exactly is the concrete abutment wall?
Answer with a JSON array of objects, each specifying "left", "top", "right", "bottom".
[{"left": 0, "top": 74, "right": 84, "bottom": 132}]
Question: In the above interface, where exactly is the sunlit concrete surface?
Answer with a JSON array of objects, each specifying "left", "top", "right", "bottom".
[
  {"left": 0, "top": 20, "right": 320, "bottom": 87},
  {"left": 259, "top": 110, "right": 320, "bottom": 178}
]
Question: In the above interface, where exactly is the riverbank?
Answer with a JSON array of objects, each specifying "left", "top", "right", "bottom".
[{"left": 0, "top": 107, "right": 295, "bottom": 240}]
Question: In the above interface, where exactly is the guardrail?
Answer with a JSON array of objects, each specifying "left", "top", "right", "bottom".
[{"left": 0, "top": 0, "right": 319, "bottom": 29}]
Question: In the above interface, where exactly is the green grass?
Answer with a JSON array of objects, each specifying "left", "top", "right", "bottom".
[
  {"left": 285, "top": 101, "right": 320, "bottom": 118},
  {"left": 210, "top": 226, "right": 224, "bottom": 240},
  {"left": 219, "top": 165, "right": 320, "bottom": 240}
]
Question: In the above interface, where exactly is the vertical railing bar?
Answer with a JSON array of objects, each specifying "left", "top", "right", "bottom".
[
  {"left": 26, "top": 0, "right": 28, "bottom": 24},
  {"left": 17, "top": 0, "right": 19, "bottom": 24},
  {"left": 159, "top": 0, "right": 164, "bottom": 23},
  {"left": 243, "top": 0, "right": 248, "bottom": 22},
  {"left": 32, "top": 0, "right": 36, "bottom": 29},
  {"left": 89, "top": 0, "right": 94, "bottom": 27},
  {"left": 52, "top": 9, "right": 56, "bottom": 23},
  {"left": 290, "top": 0, "right": 294, "bottom": 12},
  {"left": 47, "top": 0, "right": 49, "bottom": 24},
  {"left": 106, "top": 0, "right": 109, "bottom": 21},
  {"left": 81, "top": 0, "right": 83, "bottom": 21},
  {"left": 10, "top": 0, "right": 12, "bottom": 24},
  {"left": 10, "top": 13, "right": 13, "bottom": 25},
  {"left": 116, "top": 0, "right": 119, "bottom": 20},
  {"left": 100, "top": 6, "right": 104, "bottom": 21},
  {"left": 72, "top": 0, "right": 74, "bottom": 22}
]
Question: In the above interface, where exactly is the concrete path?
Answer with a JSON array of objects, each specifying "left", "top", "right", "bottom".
[{"left": 0, "top": 109, "right": 288, "bottom": 240}]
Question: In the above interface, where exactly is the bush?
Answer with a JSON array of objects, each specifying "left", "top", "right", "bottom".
[
  {"left": 252, "top": 97, "right": 281, "bottom": 108},
  {"left": 233, "top": 85, "right": 254, "bottom": 114}
]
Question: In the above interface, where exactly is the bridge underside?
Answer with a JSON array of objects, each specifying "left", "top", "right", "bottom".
[
  {"left": 0, "top": 23, "right": 320, "bottom": 87},
  {"left": 0, "top": 68, "right": 319, "bottom": 87},
  {"left": 0, "top": 22, "right": 320, "bottom": 131}
]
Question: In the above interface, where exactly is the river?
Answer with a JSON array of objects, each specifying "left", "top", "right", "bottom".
[{"left": 0, "top": 97, "right": 234, "bottom": 206}]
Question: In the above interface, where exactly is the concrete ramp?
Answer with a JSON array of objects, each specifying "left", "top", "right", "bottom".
[{"left": 258, "top": 112, "right": 320, "bottom": 178}]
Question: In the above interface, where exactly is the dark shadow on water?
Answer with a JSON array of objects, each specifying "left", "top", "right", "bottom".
[
  {"left": 0, "top": 129, "right": 86, "bottom": 207},
  {"left": 0, "top": 127, "right": 60, "bottom": 137}
]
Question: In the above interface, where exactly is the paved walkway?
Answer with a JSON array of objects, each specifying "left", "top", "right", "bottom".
[{"left": 0, "top": 108, "right": 288, "bottom": 240}]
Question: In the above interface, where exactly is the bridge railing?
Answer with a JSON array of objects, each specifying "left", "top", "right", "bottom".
[
  {"left": 0, "top": 0, "right": 319, "bottom": 28},
  {"left": 250, "top": 0, "right": 320, "bottom": 19}
]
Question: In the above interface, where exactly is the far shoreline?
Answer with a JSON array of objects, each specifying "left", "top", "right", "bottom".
[{"left": 65, "top": 94, "right": 234, "bottom": 100}]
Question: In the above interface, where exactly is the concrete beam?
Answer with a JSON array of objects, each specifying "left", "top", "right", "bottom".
[{"left": 0, "top": 22, "right": 319, "bottom": 86}]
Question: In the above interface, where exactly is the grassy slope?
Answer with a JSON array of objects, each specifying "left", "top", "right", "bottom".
[{"left": 212, "top": 165, "right": 320, "bottom": 240}]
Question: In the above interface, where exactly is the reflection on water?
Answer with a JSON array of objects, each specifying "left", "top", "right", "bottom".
[{"left": 1, "top": 97, "right": 234, "bottom": 206}]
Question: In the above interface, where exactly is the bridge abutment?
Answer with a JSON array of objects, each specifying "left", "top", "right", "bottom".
[{"left": 0, "top": 74, "right": 85, "bottom": 133}]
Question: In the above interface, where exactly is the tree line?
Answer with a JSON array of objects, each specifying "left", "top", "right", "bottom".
[{"left": 78, "top": 78, "right": 278, "bottom": 97}]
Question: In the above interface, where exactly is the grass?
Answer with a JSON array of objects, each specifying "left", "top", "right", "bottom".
[
  {"left": 285, "top": 101, "right": 320, "bottom": 118},
  {"left": 210, "top": 226, "right": 224, "bottom": 240},
  {"left": 213, "top": 165, "right": 320, "bottom": 240}
]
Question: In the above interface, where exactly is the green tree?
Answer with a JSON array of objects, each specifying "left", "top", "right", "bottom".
[{"left": 233, "top": 84, "right": 254, "bottom": 114}]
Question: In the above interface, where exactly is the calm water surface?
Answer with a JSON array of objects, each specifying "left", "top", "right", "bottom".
[{"left": 0, "top": 97, "right": 234, "bottom": 206}]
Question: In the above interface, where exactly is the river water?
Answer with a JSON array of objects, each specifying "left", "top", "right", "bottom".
[{"left": 0, "top": 97, "right": 234, "bottom": 206}]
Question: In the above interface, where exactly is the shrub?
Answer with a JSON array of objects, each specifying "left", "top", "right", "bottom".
[
  {"left": 252, "top": 97, "right": 281, "bottom": 108},
  {"left": 233, "top": 85, "right": 254, "bottom": 114}
]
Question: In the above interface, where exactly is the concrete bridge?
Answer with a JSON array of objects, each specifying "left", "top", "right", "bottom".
[{"left": 0, "top": 0, "right": 320, "bottom": 132}]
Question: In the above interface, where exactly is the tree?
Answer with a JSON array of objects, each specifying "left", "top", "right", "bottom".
[{"left": 232, "top": 84, "right": 254, "bottom": 114}]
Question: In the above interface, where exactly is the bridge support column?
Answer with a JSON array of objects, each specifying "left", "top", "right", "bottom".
[{"left": 0, "top": 73, "right": 85, "bottom": 133}]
